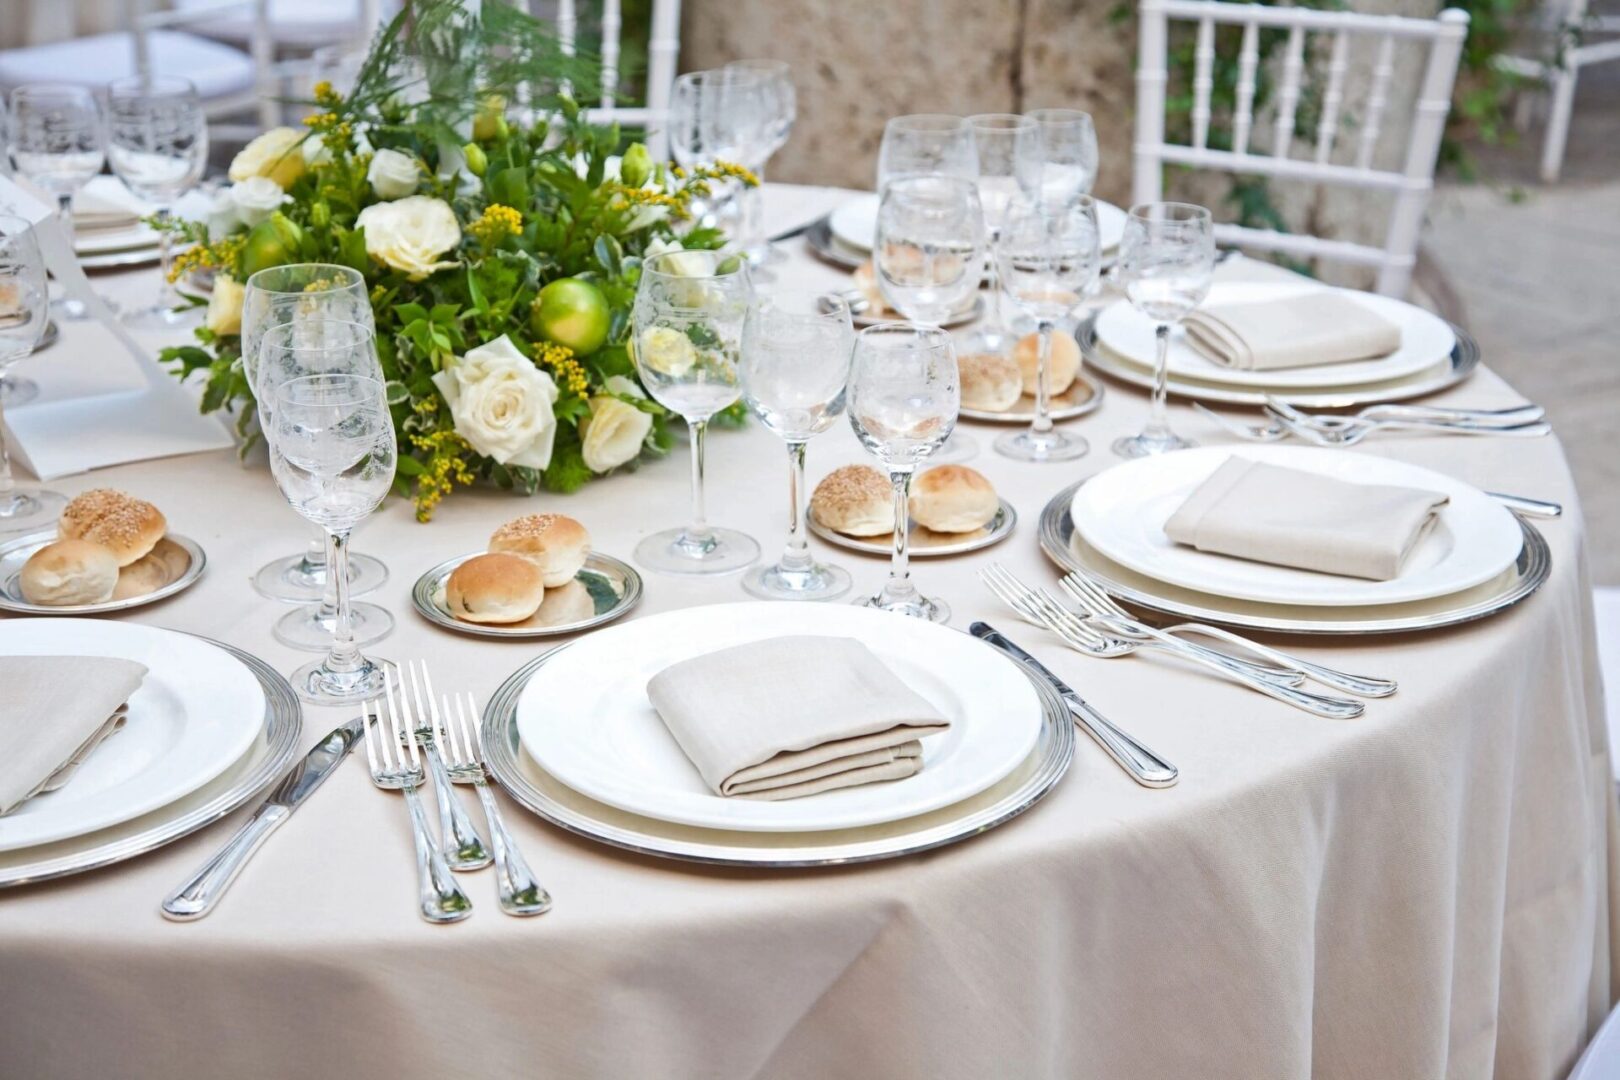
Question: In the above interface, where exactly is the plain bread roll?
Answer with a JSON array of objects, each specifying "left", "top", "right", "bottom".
[
  {"left": 908, "top": 465, "right": 999, "bottom": 533},
  {"left": 20, "top": 539, "right": 120, "bottom": 605},
  {"left": 1013, "top": 330, "right": 1081, "bottom": 396},
  {"left": 957, "top": 351, "right": 1024, "bottom": 412},
  {"left": 446, "top": 553, "right": 546, "bottom": 624}
]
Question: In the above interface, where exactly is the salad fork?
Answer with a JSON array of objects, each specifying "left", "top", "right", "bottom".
[
  {"left": 392, "top": 662, "right": 491, "bottom": 872},
  {"left": 1265, "top": 398, "right": 1550, "bottom": 446}
]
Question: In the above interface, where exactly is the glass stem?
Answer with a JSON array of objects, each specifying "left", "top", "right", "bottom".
[
  {"left": 877, "top": 470, "right": 917, "bottom": 606},
  {"left": 324, "top": 529, "right": 360, "bottom": 675},
  {"left": 153, "top": 206, "right": 175, "bottom": 310},
  {"left": 0, "top": 374, "right": 16, "bottom": 506},
  {"left": 1145, "top": 323, "right": 1172, "bottom": 442},
  {"left": 779, "top": 440, "right": 812, "bottom": 573},
  {"left": 1031, "top": 320, "right": 1054, "bottom": 437},
  {"left": 681, "top": 418, "right": 714, "bottom": 551},
  {"left": 55, "top": 194, "right": 85, "bottom": 319},
  {"left": 985, "top": 227, "right": 1004, "bottom": 335}
]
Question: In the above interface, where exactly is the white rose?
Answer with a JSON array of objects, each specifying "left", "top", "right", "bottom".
[
  {"left": 228, "top": 127, "right": 306, "bottom": 188},
  {"left": 430, "top": 335, "right": 560, "bottom": 469},
  {"left": 643, "top": 237, "right": 709, "bottom": 276},
  {"left": 205, "top": 274, "right": 244, "bottom": 336},
  {"left": 581, "top": 375, "right": 654, "bottom": 473},
  {"left": 202, "top": 189, "right": 239, "bottom": 242},
  {"left": 227, "top": 176, "right": 289, "bottom": 228},
  {"left": 355, "top": 195, "right": 461, "bottom": 280},
  {"left": 367, "top": 148, "right": 420, "bottom": 200}
]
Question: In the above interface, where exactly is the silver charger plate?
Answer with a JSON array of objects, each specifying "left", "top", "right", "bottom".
[
  {"left": 853, "top": 294, "right": 983, "bottom": 331},
  {"left": 809, "top": 498, "right": 1017, "bottom": 558},
  {"left": 0, "top": 637, "right": 301, "bottom": 888},
  {"left": 1077, "top": 315, "right": 1483, "bottom": 409},
  {"left": 959, "top": 373, "right": 1106, "bottom": 424},
  {"left": 804, "top": 215, "right": 866, "bottom": 270},
  {"left": 1038, "top": 479, "right": 1552, "bottom": 635},
  {"left": 412, "top": 550, "right": 643, "bottom": 638},
  {"left": 480, "top": 642, "right": 1074, "bottom": 867},
  {"left": 0, "top": 530, "right": 207, "bottom": 615}
]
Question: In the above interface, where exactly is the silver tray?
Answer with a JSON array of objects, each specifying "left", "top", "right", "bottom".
[
  {"left": 1077, "top": 316, "right": 1483, "bottom": 409},
  {"left": 1038, "top": 479, "right": 1551, "bottom": 635},
  {"left": 959, "top": 372, "right": 1105, "bottom": 424},
  {"left": 480, "top": 642, "right": 1074, "bottom": 867},
  {"left": 804, "top": 215, "right": 865, "bottom": 270},
  {"left": 0, "top": 530, "right": 207, "bottom": 615},
  {"left": 0, "top": 637, "right": 302, "bottom": 888},
  {"left": 810, "top": 497, "right": 1017, "bottom": 558},
  {"left": 412, "top": 550, "right": 642, "bottom": 638}
]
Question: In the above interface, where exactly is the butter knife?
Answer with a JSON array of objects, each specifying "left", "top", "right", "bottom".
[
  {"left": 970, "top": 622, "right": 1179, "bottom": 788},
  {"left": 161, "top": 717, "right": 363, "bottom": 921}
]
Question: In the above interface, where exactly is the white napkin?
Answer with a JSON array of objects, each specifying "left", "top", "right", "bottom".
[
  {"left": 72, "top": 177, "right": 151, "bottom": 232},
  {"left": 1163, "top": 457, "right": 1449, "bottom": 581},
  {"left": 646, "top": 636, "right": 949, "bottom": 801},
  {"left": 0, "top": 656, "right": 148, "bottom": 815},
  {"left": 1184, "top": 291, "right": 1401, "bottom": 371}
]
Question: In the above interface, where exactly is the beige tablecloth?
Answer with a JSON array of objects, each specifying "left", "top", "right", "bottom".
[{"left": 0, "top": 184, "right": 1613, "bottom": 1080}]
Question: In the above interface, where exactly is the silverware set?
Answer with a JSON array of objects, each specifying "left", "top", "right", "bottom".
[{"left": 1195, "top": 398, "right": 1549, "bottom": 447}]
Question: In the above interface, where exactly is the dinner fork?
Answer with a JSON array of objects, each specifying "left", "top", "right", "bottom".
[
  {"left": 434, "top": 690, "right": 550, "bottom": 917},
  {"left": 1057, "top": 571, "right": 1396, "bottom": 698},
  {"left": 392, "top": 662, "right": 491, "bottom": 872},
  {"left": 361, "top": 691, "right": 473, "bottom": 924},
  {"left": 1265, "top": 399, "right": 1551, "bottom": 445}
]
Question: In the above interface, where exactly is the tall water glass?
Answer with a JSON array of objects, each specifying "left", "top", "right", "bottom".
[
  {"left": 268, "top": 373, "right": 396, "bottom": 705},
  {"left": 739, "top": 289, "right": 855, "bottom": 601},
  {"left": 725, "top": 59, "right": 796, "bottom": 264},
  {"left": 876, "top": 115, "right": 977, "bottom": 189},
  {"left": 1112, "top": 202, "right": 1215, "bottom": 459},
  {"left": 848, "top": 322, "right": 959, "bottom": 623},
  {"left": 994, "top": 194, "right": 1100, "bottom": 462},
  {"left": 960, "top": 113, "right": 1042, "bottom": 358},
  {"left": 1029, "top": 108, "right": 1099, "bottom": 207},
  {"left": 630, "top": 249, "right": 760, "bottom": 575},
  {"left": 105, "top": 76, "right": 207, "bottom": 329},
  {"left": 668, "top": 69, "right": 769, "bottom": 253},
  {"left": 6, "top": 85, "right": 104, "bottom": 322},
  {"left": 0, "top": 215, "right": 61, "bottom": 531}
]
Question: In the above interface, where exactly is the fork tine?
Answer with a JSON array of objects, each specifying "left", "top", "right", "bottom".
[
  {"left": 466, "top": 693, "right": 486, "bottom": 764},
  {"left": 403, "top": 722, "right": 422, "bottom": 770},
  {"left": 1061, "top": 572, "right": 1129, "bottom": 621},
  {"left": 401, "top": 661, "right": 424, "bottom": 735},
  {"left": 441, "top": 694, "right": 462, "bottom": 766},
  {"left": 360, "top": 698, "right": 381, "bottom": 775},
  {"left": 381, "top": 666, "right": 406, "bottom": 770},
  {"left": 418, "top": 663, "right": 453, "bottom": 764}
]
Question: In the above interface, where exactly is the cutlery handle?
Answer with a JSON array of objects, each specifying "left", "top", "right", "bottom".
[
  {"left": 1162, "top": 623, "right": 1397, "bottom": 698},
  {"left": 1487, "top": 491, "right": 1563, "bottom": 519},
  {"left": 1380, "top": 418, "right": 1551, "bottom": 437},
  {"left": 1138, "top": 638, "right": 1305, "bottom": 688},
  {"left": 422, "top": 743, "right": 491, "bottom": 872},
  {"left": 1063, "top": 697, "right": 1179, "bottom": 788},
  {"left": 160, "top": 805, "right": 289, "bottom": 921},
  {"left": 1135, "top": 629, "right": 1364, "bottom": 719},
  {"left": 1368, "top": 402, "right": 1544, "bottom": 422},
  {"left": 475, "top": 780, "right": 551, "bottom": 917},
  {"left": 402, "top": 784, "right": 472, "bottom": 924}
]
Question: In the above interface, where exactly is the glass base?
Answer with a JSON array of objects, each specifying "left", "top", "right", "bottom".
[
  {"left": 50, "top": 296, "right": 92, "bottom": 322},
  {"left": 742, "top": 560, "right": 852, "bottom": 601},
  {"left": 927, "top": 431, "right": 979, "bottom": 465},
  {"left": 995, "top": 428, "right": 1089, "bottom": 462},
  {"left": 1112, "top": 429, "right": 1196, "bottom": 459},
  {"left": 0, "top": 376, "right": 39, "bottom": 407},
  {"left": 854, "top": 591, "right": 951, "bottom": 623},
  {"left": 290, "top": 653, "right": 392, "bottom": 706},
  {"left": 122, "top": 302, "right": 200, "bottom": 332},
  {"left": 0, "top": 489, "right": 67, "bottom": 533},
  {"left": 635, "top": 526, "right": 760, "bottom": 576},
  {"left": 252, "top": 550, "right": 388, "bottom": 603},
  {"left": 274, "top": 601, "right": 395, "bottom": 652}
]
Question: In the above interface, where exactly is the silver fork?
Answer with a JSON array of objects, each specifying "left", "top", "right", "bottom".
[
  {"left": 393, "top": 662, "right": 491, "bottom": 872},
  {"left": 435, "top": 690, "right": 551, "bottom": 917},
  {"left": 361, "top": 690, "right": 473, "bottom": 924},
  {"left": 1058, "top": 571, "right": 1396, "bottom": 698},
  {"left": 1265, "top": 399, "right": 1551, "bottom": 445}
]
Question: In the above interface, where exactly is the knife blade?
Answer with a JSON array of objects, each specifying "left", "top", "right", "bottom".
[
  {"left": 161, "top": 716, "right": 364, "bottom": 921},
  {"left": 970, "top": 622, "right": 1179, "bottom": 788}
]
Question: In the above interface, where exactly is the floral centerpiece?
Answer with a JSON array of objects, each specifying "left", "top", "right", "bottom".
[{"left": 160, "top": 0, "right": 753, "bottom": 519}]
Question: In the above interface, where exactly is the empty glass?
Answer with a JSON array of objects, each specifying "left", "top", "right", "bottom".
[
  {"left": 668, "top": 69, "right": 770, "bottom": 256},
  {"left": 268, "top": 372, "right": 396, "bottom": 705},
  {"left": 876, "top": 115, "right": 977, "bottom": 189},
  {"left": 105, "top": 76, "right": 207, "bottom": 329},
  {"left": 848, "top": 322, "right": 959, "bottom": 623},
  {"left": 739, "top": 289, "right": 855, "bottom": 601},
  {"left": 993, "top": 194, "right": 1100, "bottom": 462},
  {"left": 958, "top": 114, "right": 1042, "bottom": 359},
  {"left": 725, "top": 59, "right": 796, "bottom": 265},
  {"left": 6, "top": 85, "right": 104, "bottom": 322},
  {"left": 630, "top": 249, "right": 760, "bottom": 575},
  {"left": 1112, "top": 202, "right": 1215, "bottom": 459},
  {"left": 0, "top": 215, "right": 61, "bottom": 532},
  {"left": 1029, "top": 108, "right": 1099, "bottom": 207}
]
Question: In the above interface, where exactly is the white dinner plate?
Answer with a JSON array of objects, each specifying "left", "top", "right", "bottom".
[
  {"left": 831, "top": 192, "right": 1127, "bottom": 254},
  {"left": 516, "top": 602, "right": 1044, "bottom": 832},
  {"left": 1070, "top": 446, "right": 1524, "bottom": 607},
  {"left": 0, "top": 619, "right": 265, "bottom": 851},
  {"left": 1094, "top": 282, "right": 1457, "bottom": 389},
  {"left": 75, "top": 224, "right": 162, "bottom": 256}
]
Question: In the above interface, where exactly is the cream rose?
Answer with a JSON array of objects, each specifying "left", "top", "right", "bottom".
[
  {"left": 355, "top": 196, "right": 461, "bottom": 280},
  {"left": 581, "top": 375, "right": 654, "bottom": 473},
  {"left": 205, "top": 274, "right": 244, "bottom": 336},
  {"left": 367, "top": 148, "right": 420, "bottom": 200},
  {"left": 228, "top": 127, "right": 306, "bottom": 188},
  {"left": 430, "top": 335, "right": 560, "bottom": 469},
  {"left": 643, "top": 238, "right": 709, "bottom": 277},
  {"left": 227, "top": 177, "right": 289, "bottom": 228}
]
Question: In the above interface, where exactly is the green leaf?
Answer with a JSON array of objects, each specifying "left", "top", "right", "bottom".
[
  {"left": 395, "top": 454, "right": 426, "bottom": 477},
  {"left": 488, "top": 166, "right": 530, "bottom": 209},
  {"left": 593, "top": 234, "right": 622, "bottom": 277}
]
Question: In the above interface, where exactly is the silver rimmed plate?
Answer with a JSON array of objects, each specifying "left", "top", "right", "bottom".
[
  {"left": 0, "top": 530, "right": 206, "bottom": 615},
  {"left": 79, "top": 246, "right": 164, "bottom": 271},
  {"left": 853, "top": 294, "right": 984, "bottom": 331},
  {"left": 412, "top": 550, "right": 642, "bottom": 638},
  {"left": 805, "top": 215, "right": 866, "bottom": 270},
  {"left": 480, "top": 640, "right": 1074, "bottom": 867},
  {"left": 1038, "top": 479, "right": 1551, "bottom": 635},
  {"left": 810, "top": 497, "right": 1016, "bottom": 558},
  {"left": 959, "top": 373, "right": 1105, "bottom": 423}
]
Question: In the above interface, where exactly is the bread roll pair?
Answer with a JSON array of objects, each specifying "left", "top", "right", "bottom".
[
  {"left": 445, "top": 513, "right": 591, "bottom": 625},
  {"left": 811, "top": 463, "right": 999, "bottom": 537},
  {"left": 19, "top": 489, "right": 170, "bottom": 606}
]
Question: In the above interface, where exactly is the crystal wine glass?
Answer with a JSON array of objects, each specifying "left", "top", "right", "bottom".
[
  {"left": 105, "top": 76, "right": 207, "bottom": 329},
  {"left": 848, "top": 322, "right": 959, "bottom": 623},
  {"left": 1112, "top": 202, "right": 1215, "bottom": 459},
  {"left": 874, "top": 175, "right": 985, "bottom": 329},
  {"left": 0, "top": 215, "right": 61, "bottom": 532},
  {"left": 739, "top": 289, "right": 855, "bottom": 601},
  {"left": 1029, "top": 108, "right": 1099, "bottom": 207},
  {"left": 993, "top": 194, "right": 1100, "bottom": 462},
  {"left": 267, "top": 372, "right": 396, "bottom": 705},
  {"left": 725, "top": 59, "right": 796, "bottom": 265},
  {"left": 630, "top": 248, "right": 760, "bottom": 575},
  {"left": 668, "top": 69, "right": 769, "bottom": 254},
  {"left": 876, "top": 115, "right": 977, "bottom": 189},
  {"left": 6, "top": 84, "right": 104, "bottom": 323},
  {"left": 958, "top": 113, "right": 1042, "bottom": 360}
]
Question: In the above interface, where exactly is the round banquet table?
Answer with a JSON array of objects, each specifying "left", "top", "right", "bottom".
[{"left": 0, "top": 184, "right": 1614, "bottom": 1080}]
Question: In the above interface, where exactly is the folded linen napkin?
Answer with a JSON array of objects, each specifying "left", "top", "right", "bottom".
[
  {"left": 1183, "top": 290, "right": 1402, "bottom": 371},
  {"left": 1163, "top": 457, "right": 1449, "bottom": 581},
  {"left": 72, "top": 177, "right": 149, "bottom": 232},
  {"left": 646, "top": 636, "right": 949, "bottom": 801},
  {"left": 0, "top": 657, "right": 148, "bottom": 815}
]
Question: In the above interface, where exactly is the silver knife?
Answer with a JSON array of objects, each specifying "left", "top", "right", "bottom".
[
  {"left": 161, "top": 717, "right": 364, "bottom": 921},
  {"left": 970, "top": 622, "right": 1179, "bottom": 788}
]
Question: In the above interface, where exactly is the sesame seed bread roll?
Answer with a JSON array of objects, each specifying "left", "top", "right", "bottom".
[
  {"left": 810, "top": 464, "right": 894, "bottom": 537},
  {"left": 57, "top": 489, "right": 166, "bottom": 566},
  {"left": 1013, "top": 330, "right": 1081, "bottom": 397},
  {"left": 957, "top": 351, "right": 1024, "bottom": 412},
  {"left": 445, "top": 553, "right": 546, "bottom": 624},
  {"left": 908, "top": 465, "right": 999, "bottom": 533},
  {"left": 20, "top": 539, "right": 120, "bottom": 606},
  {"left": 488, "top": 513, "right": 590, "bottom": 587}
]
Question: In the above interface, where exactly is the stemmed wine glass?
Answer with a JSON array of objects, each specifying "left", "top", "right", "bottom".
[
  {"left": 105, "top": 76, "right": 207, "bottom": 329},
  {"left": 739, "top": 289, "right": 855, "bottom": 601},
  {"left": 267, "top": 371, "right": 396, "bottom": 705},
  {"left": 993, "top": 194, "right": 1101, "bottom": 462},
  {"left": 725, "top": 59, "right": 796, "bottom": 265},
  {"left": 6, "top": 84, "right": 104, "bottom": 323},
  {"left": 668, "top": 69, "right": 770, "bottom": 256},
  {"left": 848, "top": 322, "right": 959, "bottom": 623},
  {"left": 1112, "top": 202, "right": 1215, "bottom": 459},
  {"left": 876, "top": 115, "right": 977, "bottom": 188},
  {"left": 958, "top": 113, "right": 1041, "bottom": 359},
  {"left": 1029, "top": 108, "right": 1099, "bottom": 206},
  {"left": 630, "top": 248, "right": 760, "bottom": 575},
  {"left": 0, "top": 215, "right": 61, "bottom": 532},
  {"left": 874, "top": 175, "right": 986, "bottom": 330}
]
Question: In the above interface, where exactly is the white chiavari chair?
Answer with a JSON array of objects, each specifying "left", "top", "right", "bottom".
[
  {"left": 172, "top": 0, "right": 392, "bottom": 53},
  {"left": 1133, "top": 0, "right": 1470, "bottom": 298},
  {"left": 1496, "top": 0, "right": 1620, "bottom": 182}
]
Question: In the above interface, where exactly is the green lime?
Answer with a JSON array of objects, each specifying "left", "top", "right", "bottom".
[
  {"left": 532, "top": 277, "right": 610, "bottom": 356},
  {"left": 239, "top": 213, "right": 304, "bottom": 279}
]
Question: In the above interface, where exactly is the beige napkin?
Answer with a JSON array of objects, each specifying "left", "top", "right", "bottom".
[
  {"left": 72, "top": 177, "right": 149, "bottom": 233},
  {"left": 1184, "top": 291, "right": 1401, "bottom": 370},
  {"left": 647, "top": 636, "right": 949, "bottom": 801},
  {"left": 0, "top": 657, "right": 148, "bottom": 815},
  {"left": 1163, "top": 457, "right": 1449, "bottom": 581}
]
